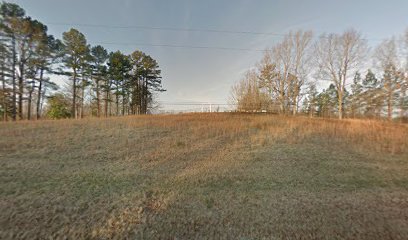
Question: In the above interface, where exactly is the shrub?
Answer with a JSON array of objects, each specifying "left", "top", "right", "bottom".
[{"left": 46, "top": 93, "right": 71, "bottom": 119}]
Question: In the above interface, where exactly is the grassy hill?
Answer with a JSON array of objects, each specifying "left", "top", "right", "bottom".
[{"left": 1, "top": 113, "right": 408, "bottom": 239}]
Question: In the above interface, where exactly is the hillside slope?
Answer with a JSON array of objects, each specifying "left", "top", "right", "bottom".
[{"left": 1, "top": 114, "right": 408, "bottom": 239}]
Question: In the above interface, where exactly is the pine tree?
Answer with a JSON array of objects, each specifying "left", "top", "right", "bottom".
[
  {"left": 0, "top": 30, "right": 11, "bottom": 121},
  {"left": 316, "top": 84, "right": 337, "bottom": 118},
  {"left": 360, "top": 70, "right": 381, "bottom": 118},
  {"left": 0, "top": 2, "right": 25, "bottom": 121},
  {"left": 62, "top": 28, "right": 89, "bottom": 119},
  {"left": 90, "top": 45, "right": 108, "bottom": 117},
  {"left": 381, "top": 64, "right": 401, "bottom": 121},
  {"left": 349, "top": 72, "right": 364, "bottom": 118},
  {"left": 108, "top": 51, "right": 131, "bottom": 116},
  {"left": 11, "top": 17, "right": 45, "bottom": 119},
  {"left": 0, "top": 2, "right": 166, "bottom": 120},
  {"left": 128, "top": 51, "right": 165, "bottom": 114},
  {"left": 140, "top": 54, "right": 164, "bottom": 114},
  {"left": 31, "top": 35, "right": 63, "bottom": 119},
  {"left": 304, "top": 83, "right": 318, "bottom": 117}
]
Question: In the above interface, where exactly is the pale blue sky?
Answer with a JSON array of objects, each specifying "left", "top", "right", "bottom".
[{"left": 8, "top": 0, "right": 408, "bottom": 109}]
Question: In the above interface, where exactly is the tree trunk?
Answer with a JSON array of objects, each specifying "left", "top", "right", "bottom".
[
  {"left": 36, "top": 69, "right": 43, "bottom": 119},
  {"left": 387, "top": 90, "right": 393, "bottom": 121},
  {"left": 309, "top": 102, "right": 314, "bottom": 118},
  {"left": 146, "top": 86, "right": 148, "bottom": 114},
  {"left": 401, "top": 83, "right": 406, "bottom": 121},
  {"left": 72, "top": 68, "right": 77, "bottom": 119},
  {"left": 41, "top": 85, "right": 46, "bottom": 116},
  {"left": 96, "top": 78, "right": 100, "bottom": 117},
  {"left": 27, "top": 84, "right": 33, "bottom": 120},
  {"left": 138, "top": 78, "right": 141, "bottom": 115},
  {"left": 116, "top": 92, "right": 119, "bottom": 116},
  {"left": 122, "top": 91, "right": 125, "bottom": 116},
  {"left": 279, "top": 84, "right": 285, "bottom": 114},
  {"left": 338, "top": 91, "right": 343, "bottom": 120},
  {"left": 11, "top": 36, "right": 17, "bottom": 121},
  {"left": 80, "top": 77, "right": 85, "bottom": 119},
  {"left": 292, "top": 97, "right": 297, "bottom": 115},
  {"left": 144, "top": 77, "right": 148, "bottom": 114},
  {"left": 1, "top": 59, "right": 7, "bottom": 121},
  {"left": 80, "top": 86, "right": 84, "bottom": 119},
  {"left": 104, "top": 89, "right": 109, "bottom": 117},
  {"left": 18, "top": 54, "right": 25, "bottom": 120}
]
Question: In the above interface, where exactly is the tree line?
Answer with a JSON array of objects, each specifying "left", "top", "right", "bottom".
[
  {"left": 231, "top": 30, "right": 408, "bottom": 121},
  {"left": 0, "top": 1, "right": 165, "bottom": 121}
]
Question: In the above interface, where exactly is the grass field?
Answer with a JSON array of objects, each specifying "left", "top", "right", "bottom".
[{"left": 1, "top": 113, "right": 408, "bottom": 239}]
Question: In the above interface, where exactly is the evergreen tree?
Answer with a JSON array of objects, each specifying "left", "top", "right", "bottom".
[
  {"left": 128, "top": 51, "right": 165, "bottom": 114},
  {"left": 0, "top": 1, "right": 25, "bottom": 120},
  {"left": 381, "top": 64, "right": 402, "bottom": 121},
  {"left": 62, "top": 28, "right": 89, "bottom": 119},
  {"left": 0, "top": 28, "right": 11, "bottom": 120},
  {"left": 349, "top": 72, "right": 364, "bottom": 118},
  {"left": 90, "top": 45, "right": 108, "bottom": 117},
  {"left": 316, "top": 84, "right": 337, "bottom": 118},
  {"left": 360, "top": 70, "right": 381, "bottom": 118},
  {"left": 304, "top": 83, "right": 318, "bottom": 117},
  {"left": 11, "top": 17, "right": 46, "bottom": 119},
  {"left": 139, "top": 54, "right": 164, "bottom": 114},
  {"left": 108, "top": 51, "right": 131, "bottom": 116},
  {"left": 30, "top": 35, "right": 63, "bottom": 119}
]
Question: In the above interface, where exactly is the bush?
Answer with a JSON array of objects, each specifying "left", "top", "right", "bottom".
[{"left": 46, "top": 93, "right": 71, "bottom": 119}]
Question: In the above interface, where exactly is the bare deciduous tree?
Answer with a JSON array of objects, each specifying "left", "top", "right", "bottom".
[
  {"left": 257, "top": 51, "right": 282, "bottom": 111},
  {"left": 258, "top": 30, "right": 313, "bottom": 114},
  {"left": 375, "top": 37, "right": 399, "bottom": 70},
  {"left": 315, "top": 29, "right": 367, "bottom": 119},
  {"left": 401, "top": 29, "right": 408, "bottom": 119},
  {"left": 230, "top": 70, "right": 270, "bottom": 112},
  {"left": 374, "top": 37, "right": 401, "bottom": 121},
  {"left": 290, "top": 31, "right": 313, "bottom": 114}
]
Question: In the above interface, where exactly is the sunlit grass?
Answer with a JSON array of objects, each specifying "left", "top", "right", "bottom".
[{"left": 1, "top": 113, "right": 407, "bottom": 239}]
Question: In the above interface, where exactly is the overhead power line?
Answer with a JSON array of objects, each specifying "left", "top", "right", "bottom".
[
  {"left": 95, "top": 42, "right": 264, "bottom": 52},
  {"left": 46, "top": 22, "right": 294, "bottom": 37},
  {"left": 46, "top": 22, "right": 386, "bottom": 42},
  {"left": 42, "top": 22, "right": 397, "bottom": 53}
]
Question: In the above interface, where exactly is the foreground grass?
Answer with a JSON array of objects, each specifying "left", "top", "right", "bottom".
[{"left": 1, "top": 113, "right": 408, "bottom": 239}]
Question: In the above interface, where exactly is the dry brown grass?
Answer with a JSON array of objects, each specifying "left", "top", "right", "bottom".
[{"left": 1, "top": 113, "right": 408, "bottom": 239}]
